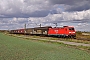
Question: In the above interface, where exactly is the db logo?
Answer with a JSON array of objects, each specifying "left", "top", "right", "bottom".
[{"left": 55, "top": 30, "right": 58, "bottom": 33}]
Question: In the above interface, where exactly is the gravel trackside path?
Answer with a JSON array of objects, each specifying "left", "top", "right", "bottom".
[
  {"left": 49, "top": 40, "right": 90, "bottom": 47},
  {"left": 36, "top": 39, "right": 90, "bottom": 47}
]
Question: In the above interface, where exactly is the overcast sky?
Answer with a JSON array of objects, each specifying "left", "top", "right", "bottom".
[{"left": 0, "top": 0, "right": 90, "bottom": 31}]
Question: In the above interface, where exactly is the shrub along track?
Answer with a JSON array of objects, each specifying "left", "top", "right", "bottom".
[{"left": 76, "top": 38, "right": 90, "bottom": 41}]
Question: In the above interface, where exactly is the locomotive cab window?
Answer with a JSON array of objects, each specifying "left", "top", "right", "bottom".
[{"left": 69, "top": 28, "right": 74, "bottom": 30}]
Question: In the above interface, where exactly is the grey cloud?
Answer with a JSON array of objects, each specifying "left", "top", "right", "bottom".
[
  {"left": 71, "top": 19, "right": 90, "bottom": 23},
  {"left": 0, "top": 0, "right": 90, "bottom": 18},
  {"left": 29, "top": 10, "right": 50, "bottom": 17},
  {"left": 66, "top": 1, "right": 90, "bottom": 11},
  {"left": 29, "top": 9, "right": 90, "bottom": 26},
  {"left": 50, "top": 0, "right": 90, "bottom": 11},
  {"left": 49, "top": 0, "right": 80, "bottom": 5},
  {"left": 0, "top": 0, "right": 51, "bottom": 18},
  {"left": 0, "top": 10, "right": 49, "bottom": 18}
]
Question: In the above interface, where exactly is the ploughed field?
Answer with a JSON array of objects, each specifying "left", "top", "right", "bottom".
[{"left": 0, "top": 33, "right": 90, "bottom": 60}]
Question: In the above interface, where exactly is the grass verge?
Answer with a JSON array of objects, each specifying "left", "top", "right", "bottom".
[{"left": 0, "top": 33, "right": 89, "bottom": 60}]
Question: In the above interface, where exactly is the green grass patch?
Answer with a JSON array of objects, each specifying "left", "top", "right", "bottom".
[
  {"left": 0, "top": 33, "right": 90, "bottom": 60},
  {"left": 6, "top": 33, "right": 90, "bottom": 51}
]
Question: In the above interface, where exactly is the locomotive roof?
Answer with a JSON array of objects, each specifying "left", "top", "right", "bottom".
[{"left": 52, "top": 26, "right": 74, "bottom": 28}]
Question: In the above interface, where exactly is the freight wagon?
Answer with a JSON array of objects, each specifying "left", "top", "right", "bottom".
[
  {"left": 25, "top": 26, "right": 52, "bottom": 35},
  {"left": 10, "top": 26, "right": 76, "bottom": 38},
  {"left": 10, "top": 29, "right": 25, "bottom": 34}
]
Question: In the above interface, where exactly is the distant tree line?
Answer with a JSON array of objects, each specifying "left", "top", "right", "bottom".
[{"left": 0, "top": 30, "right": 9, "bottom": 33}]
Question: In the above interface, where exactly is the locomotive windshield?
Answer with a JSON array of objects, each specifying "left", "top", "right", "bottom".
[{"left": 69, "top": 28, "right": 74, "bottom": 30}]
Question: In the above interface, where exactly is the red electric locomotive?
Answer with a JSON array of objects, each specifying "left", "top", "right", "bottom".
[{"left": 48, "top": 26, "right": 76, "bottom": 38}]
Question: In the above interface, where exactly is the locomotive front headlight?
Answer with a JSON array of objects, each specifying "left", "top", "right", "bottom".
[
  {"left": 69, "top": 32, "right": 71, "bottom": 33},
  {"left": 72, "top": 32, "right": 75, "bottom": 33},
  {"left": 69, "top": 32, "right": 75, "bottom": 33}
]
